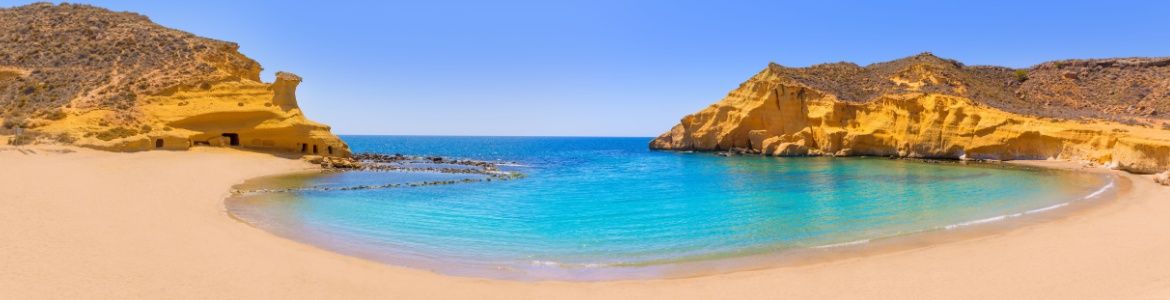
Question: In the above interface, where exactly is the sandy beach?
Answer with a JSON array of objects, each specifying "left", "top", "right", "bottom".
[{"left": 2, "top": 145, "right": 1169, "bottom": 299}]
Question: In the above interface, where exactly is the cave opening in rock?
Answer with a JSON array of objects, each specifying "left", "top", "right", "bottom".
[
  {"left": 155, "top": 139, "right": 164, "bottom": 148},
  {"left": 313, "top": 144, "right": 318, "bottom": 154},
  {"left": 301, "top": 143, "right": 308, "bottom": 153},
  {"left": 221, "top": 133, "right": 240, "bottom": 146},
  {"left": 327, "top": 146, "right": 333, "bottom": 155}
]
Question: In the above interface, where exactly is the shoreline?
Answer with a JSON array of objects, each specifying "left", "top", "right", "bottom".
[
  {"left": 223, "top": 157, "right": 1125, "bottom": 282},
  {"left": 3, "top": 146, "right": 1169, "bottom": 298}
]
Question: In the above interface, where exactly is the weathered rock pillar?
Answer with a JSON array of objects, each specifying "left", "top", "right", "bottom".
[{"left": 272, "top": 71, "right": 302, "bottom": 110}]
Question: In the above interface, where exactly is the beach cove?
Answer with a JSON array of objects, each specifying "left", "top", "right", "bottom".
[
  {"left": 5, "top": 2, "right": 1170, "bottom": 299},
  {"left": 3, "top": 145, "right": 1170, "bottom": 299},
  {"left": 226, "top": 136, "right": 1118, "bottom": 281}
]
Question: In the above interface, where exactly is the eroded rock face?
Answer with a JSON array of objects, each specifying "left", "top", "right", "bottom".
[
  {"left": 0, "top": 3, "right": 348, "bottom": 156},
  {"left": 652, "top": 56, "right": 1170, "bottom": 174},
  {"left": 271, "top": 71, "right": 302, "bottom": 110}
]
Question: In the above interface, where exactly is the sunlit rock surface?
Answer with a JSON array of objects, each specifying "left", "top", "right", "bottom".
[
  {"left": 653, "top": 54, "right": 1170, "bottom": 174},
  {"left": 0, "top": 3, "right": 348, "bottom": 156}
]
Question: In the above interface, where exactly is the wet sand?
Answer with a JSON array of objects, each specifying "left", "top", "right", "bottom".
[{"left": 2, "top": 145, "right": 1169, "bottom": 299}]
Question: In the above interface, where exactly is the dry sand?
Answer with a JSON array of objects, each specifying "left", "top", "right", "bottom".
[{"left": 2, "top": 145, "right": 1169, "bottom": 299}]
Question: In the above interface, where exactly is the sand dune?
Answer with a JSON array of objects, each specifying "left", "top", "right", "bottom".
[{"left": 1, "top": 146, "right": 1169, "bottom": 299}]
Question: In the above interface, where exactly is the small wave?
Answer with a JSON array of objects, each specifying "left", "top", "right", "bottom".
[
  {"left": 1025, "top": 202, "right": 1069, "bottom": 215},
  {"left": 943, "top": 179, "right": 1115, "bottom": 230},
  {"left": 944, "top": 215, "right": 1007, "bottom": 230},
  {"left": 813, "top": 239, "right": 871, "bottom": 249},
  {"left": 1083, "top": 179, "right": 1115, "bottom": 200},
  {"left": 529, "top": 260, "right": 608, "bottom": 268},
  {"left": 530, "top": 260, "right": 558, "bottom": 266}
]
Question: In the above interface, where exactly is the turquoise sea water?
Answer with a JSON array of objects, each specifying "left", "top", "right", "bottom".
[{"left": 227, "top": 136, "right": 1115, "bottom": 280}]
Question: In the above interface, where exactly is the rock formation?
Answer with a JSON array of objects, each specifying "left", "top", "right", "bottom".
[
  {"left": 0, "top": 3, "right": 349, "bottom": 156},
  {"left": 652, "top": 53, "right": 1170, "bottom": 174}
]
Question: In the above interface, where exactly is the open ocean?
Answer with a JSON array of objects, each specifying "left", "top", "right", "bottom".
[{"left": 227, "top": 135, "right": 1115, "bottom": 280}]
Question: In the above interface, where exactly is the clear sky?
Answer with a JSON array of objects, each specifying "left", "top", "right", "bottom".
[{"left": 6, "top": 1, "right": 1170, "bottom": 136}]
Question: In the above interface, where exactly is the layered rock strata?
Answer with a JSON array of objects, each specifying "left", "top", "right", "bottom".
[
  {"left": 0, "top": 3, "right": 348, "bottom": 156},
  {"left": 652, "top": 54, "right": 1170, "bottom": 174}
]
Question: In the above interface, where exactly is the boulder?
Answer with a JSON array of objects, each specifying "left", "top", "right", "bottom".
[
  {"left": 303, "top": 155, "right": 324, "bottom": 164},
  {"left": 325, "top": 157, "right": 362, "bottom": 169},
  {"left": 1155, "top": 171, "right": 1170, "bottom": 186}
]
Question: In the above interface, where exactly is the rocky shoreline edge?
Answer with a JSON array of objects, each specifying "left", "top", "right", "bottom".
[
  {"left": 231, "top": 152, "right": 525, "bottom": 195},
  {"left": 672, "top": 148, "right": 1170, "bottom": 186}
]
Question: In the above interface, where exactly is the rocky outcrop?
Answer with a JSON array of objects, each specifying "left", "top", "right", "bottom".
[
  {"left": 1151, "top": 171, "right": 1170, "bottom": 185},
  {"left": 0, "top": 3, "right": 348, "bottom": 156},
  {"left": 271, "top": 71, "right": 302, "bottom": 110},
  {"left": 652, "top": 54, "right": 1170, "bottom": 174},
  {"left": 1156, "top": 171, "right": 1170, "bottom": 186}
]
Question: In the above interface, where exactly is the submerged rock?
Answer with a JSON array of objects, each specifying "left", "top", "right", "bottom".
[{"left": 236, "top": 154, "right": 525, "bottom": 195}]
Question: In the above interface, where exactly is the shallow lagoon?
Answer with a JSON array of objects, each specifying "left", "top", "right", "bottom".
[{"left": 228, "top": 136, "right": 1113, "bottom": 280}]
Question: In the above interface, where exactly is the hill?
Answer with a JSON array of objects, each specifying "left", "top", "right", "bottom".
[
  {"left": 652, "top": 53, "right": 1170, "bottom": 174},
  {"left": 764, "top": 52, "right": 1169, "bottom": 120},
  {"left": 0, "top": 2, "right": 348, "bottom": 156}
]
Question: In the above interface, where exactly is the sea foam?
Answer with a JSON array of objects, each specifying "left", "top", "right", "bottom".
[
  {"left": 813, "top": 239, "right": 871, "bottom": 249},
  {"left": 944, "top": 178, "right": 1115, "bottom": 230},
  {"left": 1083, "top": 179, "right": 1115, "bottom": 200}
]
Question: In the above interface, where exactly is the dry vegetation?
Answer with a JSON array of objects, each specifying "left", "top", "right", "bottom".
[
  {"left": 768, "top": 52, "right": 1170, "bottom": 122},
  {"left": 1022, "top": 58, "right": 1170, "bottom": 120},
  {"left": 0, "top": 2, "right": 261, "bottom": 130},
  {"left": 1, "top": 2, "right": 1166, "bottom": 137}
]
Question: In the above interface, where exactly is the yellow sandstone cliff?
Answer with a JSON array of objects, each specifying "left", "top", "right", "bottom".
[
  {"left": 652, "top": 54, "right": 1170, "bottom": 174},
  {"left": 35, "top": 71, "right": 350, "bottom": 156},
  {"left": 0, "top": 3, "right": 349, "bottom": 157}
]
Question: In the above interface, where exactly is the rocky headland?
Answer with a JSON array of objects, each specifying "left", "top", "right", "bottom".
[
  {"left": 0, "top": 3, "right": 349, "bottom": 156},
  {"left": 652, "top": 53, "right": 1170, "bottom": 176}
]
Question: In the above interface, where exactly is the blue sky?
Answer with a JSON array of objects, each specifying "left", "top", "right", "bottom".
[{"left": 7, "top": 1, "right": 1170, "bottom": 136}]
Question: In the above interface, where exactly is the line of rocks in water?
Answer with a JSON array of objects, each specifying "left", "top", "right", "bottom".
[
  {"left": 232, "top": 152, "right": 527, "bottom": 195},
  {"left": 308, "top": 153, "right": 516, "bottom": 173},
  {"left": 350, "top": 153, "right": 504, "bottom": 171},
  {"left": 232, "top": 177, "right": 517, "bottom": 195}
]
